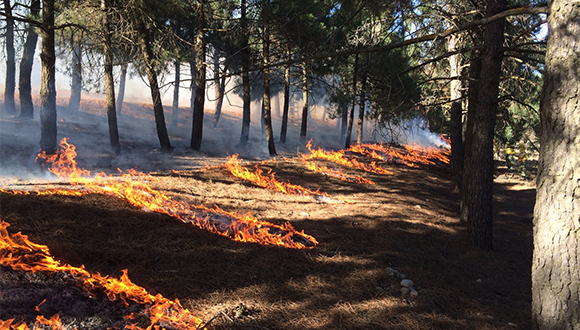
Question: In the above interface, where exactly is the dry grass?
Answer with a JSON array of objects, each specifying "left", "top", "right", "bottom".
[{"left": 0, "top": 99, "right": 535, "bottom": 329}]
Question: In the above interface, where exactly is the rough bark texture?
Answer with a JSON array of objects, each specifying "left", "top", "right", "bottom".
[
  {"left": 3, "top": 0, "right": 16, "bottom": 114},
  {"left": 171, "top": 61, "right": 180, "bottom": 128},
  {"left": 102, "top": 0, "right": 120, "bottom": 155},
  {"left": 18, "top": 0, "right": 40, "bottom": 118},
  {"left": 448, "top": 33, "right": 464, "bottom": 190},
  {"left": 39, "top": 0, "right": 57, "bottom": 154},
  {"left": 460, "top": 0, "right": 505, "bottom": 251},
  {"left": 138, "top": 20, "right": 172, "bottom": 151},
  {"left": 190, "top": 11, "right": 206, "bottom": 151},
  {"left": 345, "top": 54, "right": 358, "bottom": 148},
  {"left": 280, "top": 61, "right": 290, "bottom": 143},
  {"left": 239, "top": 0, "right": 251, "bottom": 146},
  {"left": 189, "top": 57, "right": 196, "bottom": 117},
  {"left": 356, "top": 67, "right": 367, "bottom": 144},
  {"left": 262, "top": 22, "right": 277, "bottom": 157},
  {"left": 116, "top": 61, "right": 128, "bottom": 115},
  {"left": 212, "top": 50, "right": 223, "bottom": 128},
  {"left": 532, "top": 0, "right": 580, "bottom": 328},
  {"left": 300, "top": 62, "right": 308, "bottom": 141},
  {"left": 340, "top": 101, "right": 348, "bottom": 140},
  {"left": 68, "top": 39, "right": 82, "bottom": 112}
]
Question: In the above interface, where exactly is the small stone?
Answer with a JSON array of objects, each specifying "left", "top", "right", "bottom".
[
  {"left": 508, "top": 323, "right": 518, "bottom": 327},
  {"left": 401, "top": 287, "right": 410, "bottom": 295},
  {"left": 476, "top": 279, "right": 483, "bottom": 283},
  {"left": 410, "top": 289, "right": 419, "bottom": 298},
  {"left": 400, "top": 279, "right": 414, "bottom": 288}
]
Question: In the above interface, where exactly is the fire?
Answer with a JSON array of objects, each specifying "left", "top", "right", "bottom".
[
  {"left": 300, "top": 160, "right": 375, "bottom": 184},
  {"left": 301, "top": 140, "right": 394, "bottom": 175},
  {"left": 0, "top": 220, "right": 203, "bottom": 329},
  {"left": 224, "top": 154, "right": 338, "bottom": 199},
  {"left": 29, "top": 138, "right": 317, "bottom": 249},
  {"left": 348, "top": 143, "right": 450, "bottom": 168}
]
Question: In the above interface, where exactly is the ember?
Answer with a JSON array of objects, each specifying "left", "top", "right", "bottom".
[
  {"left": 0, "top": 220, "right": 203, "bottom": 330},
  {"left": 30, "top": 138, "right": 317, "bottom": 249}
]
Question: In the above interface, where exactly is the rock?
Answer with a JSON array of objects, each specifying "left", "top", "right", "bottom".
[
  {"left": 386, "top": 267, "right": 405, "bottom": 279},
  {"left": 401, "top": 287, "right": 410, "bottom": 295},
  {"left": 410, "top": 289, "right": 419, "bottom": 298},
  {"left": 400, "top": 279, "right": 414, "bottom": 288},
  {"left": 476, "top": 278, "right": 483, "bottom": 283}
]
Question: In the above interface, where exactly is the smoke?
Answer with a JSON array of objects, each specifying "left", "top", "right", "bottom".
[{"left": 374, "top": 117, "right": 449, "bottom": 148}]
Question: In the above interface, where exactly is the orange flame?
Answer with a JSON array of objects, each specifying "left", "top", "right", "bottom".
[
  {"left": 300, "top": 160, "right": 375, "bottom": 184},
  {"left": 29, "top": 138, "right": 317, "bottom": 249},
  {"left": 301, "top": 140, "right": 393, "bottom": 175},
  {"left": 0, "top": 220, "right": 203, "bottom": 329},
  {"left": 224, "top": 154, "right": 336, "bottom": 199}
]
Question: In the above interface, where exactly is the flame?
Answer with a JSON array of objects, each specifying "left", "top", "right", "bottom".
[
  {"left": 28, "top": 138, "right": 317, "bottom": 249},
  {"left": 0, "top": 220, "right": 203, "bottom": 329},
  {"left": 224, "top": 154, "right": 337, "bottom": 199},
  {"left": 349, "top": 143, "right": 450, "bottom": 167},
  {"left": 301, "top": 140, "right": 393, "bottom": 175},
  {"left": 300, "top": 160, "right": 375, "bottom": 184}
]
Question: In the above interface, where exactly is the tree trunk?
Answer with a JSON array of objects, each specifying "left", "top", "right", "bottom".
[
  {"left": 116, "top": 61, "right": 128, "bottom": 115},
  {"left": 212, "top": 51, "right": 226, "bottom": 128},
  {"left": 190, "top": 8, "right": 206, "bottom": 151},
  {"left": 39, "top": 0, "right": 57, "bottom": 154},
  {"left": 239, "top": 0, "right": 251, "bottom": 146},
  {"left": 340, "top": 101, "right": 348, "bottom": 140},
  {"left": 448, "top": 33, "right": 464, "bottom": 190},
  {"left": 262, "top": 20, "right": 277, "bottom": 157},
  {"left": 356, "top": 66, "right": 367, "bottom": 144},
  {"left": 345, "top": 54, "right": 358, "bottom": 148},
  {"left": 3, "top": 0, "right": 15, "bottom": 114},
  {"left": 280, "top": 59, "right": 290, "bottom": 144},
  {"left": 171, "top": 60, "right": 180, "bottom": 128},
  {"left": 532, "top": 0, "right": 580, "bottom": 328},
  {"left": 102, "top": 0, "right": 120, "bottom": 155},
  {"left": 18, "top": 0, "right": 40, "bottom": 118},
  {"left": 300, "top": 61, "right": 308, "bottom": 142},
  {"left": 68, "top": 37, "right": 82, "bottom": 112},
  {"left": 460, "top": 0, "right": 506, "bottom": 251},
  {"left": 137, "top": 19, "right": 173, "bottom": 151}
]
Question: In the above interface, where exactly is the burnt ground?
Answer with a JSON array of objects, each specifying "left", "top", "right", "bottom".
[{"left": 0, "top": 98, "right": 536, "bottom": 329}]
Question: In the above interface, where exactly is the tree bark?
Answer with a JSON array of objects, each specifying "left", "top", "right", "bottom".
[
  {"left": 137, "top": 19, "right": 173, "bottom": 151},
  {"left": 345, "top": 54, "right": 358, "bottom": 148},
  {"left": 116, "top": 61, "right": 128, "bottom": 115},
  {"left": 3, "top": 0, "right": 15, "bottom": 114},
  {"left": 356, "top": 65, "right": 367, "bottom": 144},
  {"left": 340, "top": 101, "right": 348, "bottom": 140},
  {"left": 39, "top": 0, "right": 57, "bottom": 154},
  {"left": 280, "top": 59, "right": 290, "bottom": 144},
  {"left": 460, "top": 0, "right": 506, "bottom": 251},
  {"left": 171, "top": 60, "right": 180, "bottom": 128},
  {"left": 300, "top": 61, "right": 308, "bottom": 142},
  {"left": 212, "top": 51, "right": 225, "bottom": 128},
  {"left": 190, "top": 6, "right": 206, "bottom": 151},
  {"left": 448, "top": 33, "right": 464, "bottom": 190},
  {"left": 189, "top": 56, "right": 196, "bottom": 117},
  {"left": 18, "top": 0, "right": 40, "bottom": 118},
  {"left": 68, "top": 37, "right": 82, "bottom": 112},
  {"left": 102, "top": 0, "right": 120, "bottom": 155},
  {"left": 262, "top": 18, "right": 276, "bottom": 157},
  {"left": 532, "top": 0, "right": 580, "bottom": 328},
  {"left": 239, "top": 0, "right": 251, "bottom": 146}
]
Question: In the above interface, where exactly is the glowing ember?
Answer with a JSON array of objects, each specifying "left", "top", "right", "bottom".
[
  {"left": 224, "top": 154, "right": 340, "bottom": 200},
  {"left": 302, "top": 140, "right": 393, "bottom": 175},
  {"left": 0, "top": 220, "right": 203, "bottom": 329},
  {"left": 30, "top": 138, "right": 317, "bottom": 249}
]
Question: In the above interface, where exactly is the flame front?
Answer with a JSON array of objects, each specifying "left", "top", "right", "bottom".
[
  {"left": 0, "top": 220, "right": 203, "bottom": 329},
  {"left": 30, "top": 138, "right": 317, "bottom": 249}
]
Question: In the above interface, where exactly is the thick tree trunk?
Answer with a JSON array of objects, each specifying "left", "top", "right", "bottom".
[
  {"left": 102, "top": 0, "right": 120, "bottom": 155},
  {"left": 39, "top": 0, "right": 57, "bottom": 154},
  {"left": 356, "top": 67, "right": 367, "bottom": 144},
  {"left": 137, "top": 20, "right": 173, "bottom": 151},
  {"left": 280, "top": 60, "right": 290, "bottom": 144},
  {"left": 68, "top": 38, "right": 82, "bottom": 112},
  {"left": 460, "top": 0, "right": 506, "bottom": 251},
  {"left": 340, "top": 101, "right": 348, "bottom": 140},
  {"left": 448, "top": 33, "right": 464, "bottom": 190},
  {"left": 300, "top": 62, "right": 308, "bottom": 141},
  {"left": 3, "top": 0, "right": 15, "bottom": 114},
  {"left": 190, "top": 12, "right": 206, "bottom": 151},
  {"left": 18, "top": 0, "right": 40, "bottom": 118},
  {"left": 239, "top": 0, "right": 251, "bottom": 146},
  {"left": 213, "top": 55, "right": 226, "bottom": 128},
  {"left": 532, "top": 0, "right": 580, "bottom": 328},
  {"left": 116, "top": 61, "right": 128, "bottom": 115},
  {"left": 262, "top": 22, "right": 276, "bottom": 157},
  {"left": 345, "top": 54, "right": 358, "bottom": 148},
  {"left": 171, "top": 61, "right": 180, "bottom": 128},
  {"left": 212, "top": 49, "right": 221, "bottom": 127}
]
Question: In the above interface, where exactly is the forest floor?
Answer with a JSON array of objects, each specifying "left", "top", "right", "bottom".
[{"left": 0, "top": 97, "right": 536, "bottom": 329}]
